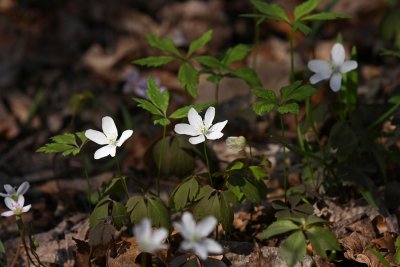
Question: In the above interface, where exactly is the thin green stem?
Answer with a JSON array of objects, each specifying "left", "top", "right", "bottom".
[
  {"left": 156, "top": 126, "right": 167, "bottom": 196},
  {"left": 116, "top": 160, "right": 129, "bottom": 198},
  {"left": 203, "top": 142, "right": 213, "bottom": 186},
  {"left": 280, "top": 116, "right": 288, "bottom": 201}
]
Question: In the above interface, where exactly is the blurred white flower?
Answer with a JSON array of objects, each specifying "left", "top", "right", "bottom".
[
  {"left": 308, "top": 43, "right": 358, "bottom": 92},
  {"left": 226, "top": 136, "right": 246, "bottom": 153},
  {"left": 85, "top": 116, "right": 133, "bottom": 159},
  {"left": 134, "top": 218, "right": 168, "bottom": 253},
  {"left": 174, "top": 107, "right": 227, "bottom": 145},
  {"left": 1, "top": 195, "right": 31, "bottom": 217},
  {"left": 0, "top": 182, "right": 29, "bottom": 199},
  {"left": 173, "top": 212, "right": 222, "bottom": 260}
]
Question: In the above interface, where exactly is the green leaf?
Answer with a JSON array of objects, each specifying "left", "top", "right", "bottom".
[
  {"left": 294, "top": 0, "right": 320, "bottom": 20},
  {"left": 169, "top": 176, "right": 199, "bottom": 210},
  {"left": 146, "top": 78, "right": 169, "bottom": 115},
  {"left": 292, "top": 21, "right": 312, "bottom": 35},
  {"left": 169, "top": 103, "right": 212, "bottom": 119},
  {"left": 306, "top": 226, "right": 340, "bottom": 259},
  {"left": 282, "top": 85, "right": 316, "bottom": 102},
  {"left": 147, "top": 196, "right": 171, "bottom": 230},
  {"left": 146, "top": 34, "right": 180, "bottom": 56},
  {"left": 133, "top": 98, "right": 163, "bottom": 116},
  {"left": 153, "top": 117, "right": 170, "bottom": 126},
  {"left": 112, "top": 201, "right": 128, "bottom": 230},
  {"left": 178, "top": 63, "right": 199, "bottom": 98},
  {"left": 126, "top": 196, "right": 147, "bottom": 224},
  {"left": 252, "top": 87, "right": 276, "bottom": 101},
  {"left": 279, "top": 81, "right": 302, "bottom": 102},
  {"left": 253, "top": 101, "right": 276, "bottom": 115},
  {"left": 219, "top": 191, "right": 236, "bottom": 231},
  {"left": 366, "top": 247, "right": 391, "bottom": 267},
  {"left": 305, "top": 215, "right": 327, "bottom": 226},
  {"left": 36, "top": 143, "right": 76, "bottom": 155},
  {"left": 193, "top": 190, "right": 220, "bottom": 221},
  {"left": 231, "top": 67, "right": 261, "bottom": 86},
  {"left": 76, "top": 131, "right": 87, "bottom": 143},
  {"left": 133, "top": 56, "right": 175, "bottom": 67},
  {"left": 223, "top": 44, "right": 252, "bottom": 65},
  {"left": 302, "top": 12, "right": 351, "bottom": 21},
  {"left": 279, "top": 230, "right": 307, "bottom": 267},
  {"left": 196, "top": 56, "right": 226, "bottom": 70},
  {"left": 249, "top": 166, "right": 268, "bottom": 181},
  {"left": 277, "top": 103, "right": 299, "bottom": 115},
  {"left": 251, "top": 0, "right": 289, "bottom": 22},
  {"left": 51, "top": 133, "right": 76, "bottom": 145},
  {"left": 259, "top": 220, "right": 300, "bottom": 240},
  {"left": 89, "top": 197, "right": 110, "bottom": 228},
  {"left": 188, "top": 30, "right": 213, "bottom": 57}
]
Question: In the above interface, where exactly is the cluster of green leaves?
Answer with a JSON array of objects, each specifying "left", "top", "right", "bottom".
[
  {"left": 197, "top": 44, "right": 260, "bottom": 86},
  {"left": 89, "top": 196, "right": 128, "bottom": 230},
  {"left": 248, "top": 0, "right": 350, "bottom": 35},
  {"left": 259, "top": 215, "right": 340, "bottom": 267},
  {"left": 133, "top": 78, "right": 211, "bottom": 126},
  {"left": 252, "top": 81, "right": 316, "bottom": 116},
  {"left": 134, "top": 30, "right": 214, "bottom": 97},
  {"left": 37, "top": 132, "right": 88, "bottom": 156}
]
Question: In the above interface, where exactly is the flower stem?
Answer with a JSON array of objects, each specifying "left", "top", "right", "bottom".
[
  {"left": 16, "top": 217, "right": 44, "bottom": 267},
  {"left": 203, "top": 142, "right": 213, "bottom": 186},
  {"left": 156, "top": 126, "right": 167, "bottom": 196},
  {"left": 280, "top": 115, "right": 288, "bottom": 202},
  {"left": 116, "top": 160, "right": 129, "bottom": 198}
]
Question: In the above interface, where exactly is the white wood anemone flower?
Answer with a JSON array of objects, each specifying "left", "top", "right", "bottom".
[
  {"left": 1, "top": 195, "right": 31, "bottom": 217},
  {"left": 85, "top": 116, "right": 133, "bottom": 159},
  {"left": 0, "top": 182, "right": 30, "bottom": 199},
  {"left": 174, "top": 107, "right": 228, "bottom": 145},
  {"left": 173, "top": 212, "right": 223, "bottom": 260},
  {"left": 134, "top": 218, "right": 168, "bottom": 253},
  {"left": 308, "top": 43, "right": 358, "bottom": 92}
]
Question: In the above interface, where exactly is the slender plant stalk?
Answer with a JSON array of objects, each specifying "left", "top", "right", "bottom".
[
  {"left": 116, "top": 160, "right": 130, "bottom": 198},
  {"left": 280, "top": 116, "right": 288, "bottom": 201},
  {"left": 203, "top": 142, "right": 213, "bottom": 186},
  {"left": 156, "top": 125, "right": 167, "bottom": 196},
  {"left": 9, "top": 239, "right": 22, "bottom": 267},
  {"left": 16, "top": 218, "right": 44, "bottom": 267}
]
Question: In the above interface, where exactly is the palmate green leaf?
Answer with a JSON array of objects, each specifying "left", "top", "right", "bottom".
[
  {"left": 279, "top": 230, "right": 307, "bottom": 267},
  {"left": 196, "top": 55, "right": 226, "bottom": 70},
  {"left": 188, "top": 30, "right": 213, "bottom": 57},
  {"left": 306, "top": 226, "right": 340, "bottom": 259},
  {"left": 133, "top": 56, "right": 175, "bottom": 67},
  {"left": 146, "top": 34, "right": 180, "bottom": 56},
  {"left": 178, "top": 63, "right": 199, "bottom": 98},
  {"left": 146, "top": 78, "right": 169, "bottom": 115},
  {"left": 223, "top": 44, "right": 252, "bottom": 66},
  {"left": 133, "top": 98, "right": 163, "bottom": 116},
  {"left": 251, "top": 0, "right": 289, "bottom": 22},
  {"left": 231, "top": 67, "right": 261, "bottom": 86},
  {"left": 147, "top": 196, "right": 171, "bottom": 230},
  {"left": 302, "top": 12, "right": 351, "bottom": 21},
  {"left": 294, "top": 0, "right": 320, "bottom": 20},
  {"left": 277, "top": 103, "right": 299, "bottom": 115},
  {"left": 259, "top": 220, "right": 300, "bottom": 240},
  {"left": 169, "top": 103, "right": 212, "bottom": 119},
  {"left": 169, "top": 176, "right": 199, "bottom": 211}
]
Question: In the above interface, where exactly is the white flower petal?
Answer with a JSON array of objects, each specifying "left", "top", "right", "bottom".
[
  {"left": 329, "top": 72, "right": 342, "bottom": 92},
  {"left": 203, "top": 239, "right": 223, "bottom": 254},
  {"left": 310, "top": 73, "right": 330, "bottom": 84},
  {"left": 85, "top": 130, "right": 108, "bottom": 145},
  {"left": 188, "top": 108, "right": 203, "bottom": 132},
  {"left": 17, "top": 195, "right": 25, "bottom": 207},
  {"left": 17, "top": 182, "right": 29, "bottom": 196},
  {"left": 102, "top": 116, "right": 118, "bottom": 138},
  {"left": 94, "top": 145, "right": 114, "bottom": 159},
  {"left": 196, "top": 216, "right": 217, "bottom": 237},
  {"left": 307, "top": 60, "right": 331, "bottom": 75},
  {"left": 180, "top": 240, "right": 194, "bottom": 251},
  {"left": 181, "top": 212, "right": 196, "bottom": 234},
  {"left": 4, "top": 184, "right": 15, "bottom": 194},
  {"left": 174, "top": 123, "right": 199, "bottom": 136},
  {"left": 116, "top": 130, "right": 133, "bottom": 147},
  {"left": 208, "top": 120, "right": 227, "bottom": 133},
  {"left": 1, "top": 210, "right": 14, "bottom": 217},
  {"left": 0, "top": 193, "right": 9, "bottom": 197},
  {"left": 203, "top": 107, "right": 215, "bottom": 129},
  {"left": 189, "top": 135, "right": 206, "bottom": 145},
  {"left": 340, "top": 60, "right": 357, "bottom": 73},
  {"left": 205, "top": 131, "right": 223, "bottom": 140},
  {"left": 193, "top": 243, "right": 208, "bottom": 260},
  {"left": 109, "top": 146, "right": 117, "bottom": 157},
  {"left": 331, "top": 43, "right": 345, "bottom": 67},
  {"left": 4, "top": 197, "right": 15, "bottom": 210},
  {"left": 153, "top": 228, "right": 168, "bottom": 243},
  {"left": 22, "top": 204, "right": 31, "bottom": 213}
]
